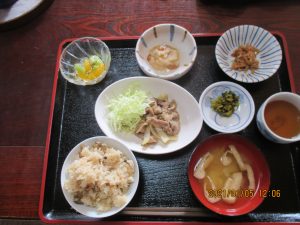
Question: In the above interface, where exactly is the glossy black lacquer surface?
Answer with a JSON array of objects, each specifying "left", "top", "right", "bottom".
[{"left": 42, "top": 36, "right": 300, "bottom": 222}]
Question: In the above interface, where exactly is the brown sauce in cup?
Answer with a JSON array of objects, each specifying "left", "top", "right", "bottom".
[{"left": 264, "top": 100, "right": 300, "bottom": 138}]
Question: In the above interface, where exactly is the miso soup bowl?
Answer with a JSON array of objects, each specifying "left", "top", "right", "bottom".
[{"left": 256, "top": 92, "right": 300, "bottom": 144}]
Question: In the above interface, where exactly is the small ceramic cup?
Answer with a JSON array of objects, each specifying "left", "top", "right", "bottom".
[{"left": 256, "top": 92, "right": 300, "bottom": 144}]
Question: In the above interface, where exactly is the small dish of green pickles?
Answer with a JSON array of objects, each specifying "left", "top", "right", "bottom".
[
  {"left": 199, "top": 81, "right": 255, "bottom": 133},
  {"left": 210, "top": 91, "right": 239, "bottom": 117}
]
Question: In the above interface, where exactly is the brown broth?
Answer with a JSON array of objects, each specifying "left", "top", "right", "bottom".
[{"left": 264, "top": 100, "right": 300, "bottom": 138}]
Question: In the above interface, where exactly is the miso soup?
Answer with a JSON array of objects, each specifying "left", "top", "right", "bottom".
[
  {"left": 264, "top": 100, "right": 300, "bottom": 138},
  {"left": 193, "top": 145, "right": 256, "bottom": 204}
]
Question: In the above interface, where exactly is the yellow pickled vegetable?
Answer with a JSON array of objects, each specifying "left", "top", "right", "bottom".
[
  {"left": 74, "top": 55, "right": 105, "bottom": 81},
  {"left": 83, "top": 58, "right": 92, "bottom": 72}
]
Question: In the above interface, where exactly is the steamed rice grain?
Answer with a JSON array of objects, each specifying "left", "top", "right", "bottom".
[{"left": 64, "top": 142, "right": 134, "bottom": 211}]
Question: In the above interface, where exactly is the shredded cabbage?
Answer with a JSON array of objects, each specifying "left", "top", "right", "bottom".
[{"left": 107, "top": 85, "right": 149, "bottom": 133}]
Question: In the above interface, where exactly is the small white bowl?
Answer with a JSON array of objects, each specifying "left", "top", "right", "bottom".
[
  {"left": 135, "top": 24, "right": 197, "bottom": 80},
  {"left": 60, "top": 37, "right": 111, "bottom": 86},
  {"left": 95, "top": 77, "right": 203, "bottom": 155},
  {"left": 256, "top": 92, "right": 300, "bottom": 144},
  {"left": 61, "top": 136, "right": 139, "bottom": 218},
  {"left": 215, "top": 25, "right": 282, "bottom": 83},
  {"left": 199, "top": 81, "right": 255, "bottom": 133}
]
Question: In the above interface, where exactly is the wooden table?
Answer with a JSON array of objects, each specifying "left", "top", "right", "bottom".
[{"left": 0, "top": 0, "right": 299, "bottom": 223}]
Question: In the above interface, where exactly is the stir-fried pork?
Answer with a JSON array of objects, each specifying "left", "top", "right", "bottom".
[{"left": 135, "top": 96, "right": 180, "bottom": 145}]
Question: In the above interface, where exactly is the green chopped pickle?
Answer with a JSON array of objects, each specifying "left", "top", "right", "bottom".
[{"left": 210, "top": 91, "right": 239, "bottom": 117}]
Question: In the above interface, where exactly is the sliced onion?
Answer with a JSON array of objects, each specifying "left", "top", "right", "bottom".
[
  {"left": 156, "top": 129, "right": 170, "bottom": 144},
  {"left": 150, "top": 125, "right": 177, "bottom": 144},
  {"left": 149, "top": 125, "right": 160, "bottom": 139},
  {"left": 141, "top": 126, "right": 151, "bottom": 146}
]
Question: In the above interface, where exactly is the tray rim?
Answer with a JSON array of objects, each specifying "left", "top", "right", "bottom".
[{"left": 38, "top": 32, "right": 297, "bottom": 224}]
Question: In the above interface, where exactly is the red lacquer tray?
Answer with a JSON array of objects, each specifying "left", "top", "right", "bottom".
[{"left": 39, "top": 33, "right": 300, "bottom": 224}]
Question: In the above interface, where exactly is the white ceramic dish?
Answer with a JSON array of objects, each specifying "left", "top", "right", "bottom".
[
  {"left": 135, "top": 24, "right": 197, "bottom": 80},
  {"left": 95, "top": 77, "right": 203, "bottom": 154},
  {"left": 61, "top": 136, "right": 139, "bottom": 218},
  {"left": 199, "top": 81, "right": 255, "bottom": 133},
  {"left": 215, "top": 25, "right": 282, "bottom": 83},
  {"left": 256, "top": 92, "right": 300, "bottom": 144}
]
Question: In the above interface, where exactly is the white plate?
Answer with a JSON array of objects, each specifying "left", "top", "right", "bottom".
[
  {"left": 95, "top": 77, "right": 203, "bottom": 154},
  {"left": 61, "top": 136, "right": 139, "bottom": 218},
  {"left": 199, "top": 81, "right": 255, "bottom": 133},
  {"left": 215, "top": 25, "right": 282, "bottom": 83}
]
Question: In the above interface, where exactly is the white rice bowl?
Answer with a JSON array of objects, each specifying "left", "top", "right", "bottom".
[{"left": 61, "top": 136, "right": 139, "bottom": 218}]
